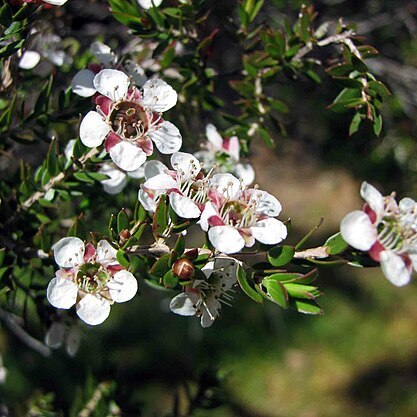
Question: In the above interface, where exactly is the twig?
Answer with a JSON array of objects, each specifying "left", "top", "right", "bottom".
[{"left": 78, "top": 382, "right": 111, "bottom": 417}]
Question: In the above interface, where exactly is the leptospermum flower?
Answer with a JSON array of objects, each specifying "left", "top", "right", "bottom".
[
  {"left": 170, "top": 257, "right": 238, "bottom": 327},
  {"left": 340, "top": 182, "right": 417, "bottom": 286},
  {"left": 98, "top": 162, "right": 144, "bottom": 195},
  {"left": 79, "top": 69, "right": 182, "bottom": 171},
  {"left": 200, "top": 174, "right": 287, "bottom": 254},
  {"left": 194, "top": 124, "right": 255, "bottom": 186},
  {"left": 47, "top": 237, "right": 138, "bottom": 325},
  {"left": 139, "top": 152, "right": 208, "bottom": 219}
]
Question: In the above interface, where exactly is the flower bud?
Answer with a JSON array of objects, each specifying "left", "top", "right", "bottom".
[
  {"left": 172, "top": 258, "right": 195, "bottom": 280},
  {"left": 119, "top": 229, "right": 131, "bottom": 245}
]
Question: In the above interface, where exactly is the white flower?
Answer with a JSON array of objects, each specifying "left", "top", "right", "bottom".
[
  {"left": 341, "top": 181, "right": 417, "bottom": 286},
  {"left": 98, "top": 162, "right": 144, "bottom": 195},
  {"left": 47, "top": 237, "right": 138, "bottom": 325},
  {"left": 139, "top": 152, "right": 206, "bottom": 218},
  {"left": 169, "top": 257, "right": 238, "bottom": 327},
  {"left": 194, "top": 124, "right": 255, "bottom": 186},
  {"left": 78, "top": 69, "right": 181, "bottom": 171},
  {"left": 199, "top": 176, "right": 287, "bottom": 254},
  {"left": 137, "top": 0, "right": 163, "bottom": 9}
]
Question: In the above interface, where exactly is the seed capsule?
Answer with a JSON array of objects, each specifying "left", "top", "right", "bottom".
[{"left": 172, "top": 258, "right": 195, "bottom": 280}]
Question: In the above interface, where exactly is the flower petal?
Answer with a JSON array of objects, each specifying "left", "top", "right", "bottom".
[
  {"left": 53, "top": 237, "right": 85, "bottom": 268},
  {"left": 109, "top": 141, "right": 147, "bottom": 172},
  {"left": 108, "top": 270, "right": 138, "bottom": 303},
  {"left": 142, "top": 79, "right": 177, "bottom": 112},
  {"left": 65, "top": 327, "right": 81, "bottom": 357},
  {"left": 205, "top": 124, "right": 223, "bottom": 150},
  {"left": 96, "top": 240, "right": 118, "bottom": 265},
  {"left": 93, "top": 69, "right": 129, "bottom": 101},
  {"left": 71, "top": 69, "right": 96, "bottom": 97},
  {"left": 253, "top": 189, "right": 282, "bottom": 216},
  {"left": 98, "top": 163, "right": 127, "bottom": 195},
  {"left": 44, "top": 0, "right": 68, "bottom": 5},
  {"left": 170, "top": 193, "right": 201, "bottom": 219},
  {"left": 340, "top": 210, "right": 377, "bottom": 251},
  {"left": 144, "top": 160, "right": 168, "bottom": 179},
  {"left": 76, "top": 295, "right": 111, "bottom": 326},
  {"left": 225, "top": 136, "right": 240, "bottom": 161},
  {"left": 47, "top": 277, "right": 78, "bottom": 309},
  {"left": 79, "top": 111, "right": 110, "bottom": 148},
  {"left": 170, "top": 152, "right": 201, "bottom": 180},
  {"left": 19, "top": 51, "right": 41, "bottom": 70},
  {"left": 251, "top": 218, "right": 287, "bottom": 245},
  {"left": 199, "top": 203, "right": 218, "bottom": 232},
  {"left": 380, "top": 250, "right": 411, "bottom": 287},
  {"left": 138, "top": 189, "right": 157, "bottom": 212},
  {"left": 148, "top": 121, "right": 182, "bottom": 154},
  {"left": 360, "top": 182, "right": 384, "bottom": 218},
  {"left": 90, "top": 42, "right": 115, "bottom": 67},
  {"left": 144, "top": 173, "right": 177, "bottom": 190},
  {"left": 210, "top": 173, "right": 241, "bottom": 200},
  {"left": 137, "top": 0, "right": 163, "bottom": 8},
  {"left": 234, "top": 163, "right": 255, "bottom": 186},
  {"left": 45, "top": 322, "right": 65, "bottom": 348},
  {"left": 208, "top": 226, "right": 245, "bottom": 254},
  {"left": 169, "top": 293, "right": 198, "bottom": 316}
]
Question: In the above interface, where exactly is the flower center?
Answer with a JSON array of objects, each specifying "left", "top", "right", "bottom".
[
  {"left": 109, "top": 101, "right": 148, "bottom": 140},
  {"left": 76, "top": 262, "right": 109, "bottom": 294}
]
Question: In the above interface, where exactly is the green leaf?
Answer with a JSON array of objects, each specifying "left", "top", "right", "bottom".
[
  {"left": 73, "top": 172, "right": 95, "bottom": 184},
  {"left": 284, "top": 283, "right": 321, "bottom": 300},
  {"left": 0, "top": 249, "right": 4, "bottom": 267},
  {"left": 149, "top": 254, "right": 170, "bottom": 278},
  {"left": 268, "top": 245, "right": 295, "bottom": 267},
  {"left": 324, "top": 232, "right": 348, "bottom": 255},
  {"left": 116, "top": 249, "right": 130, "bottom": 269},
  {"left": 326, "top": 63, "right": 353, "bottom": 77},
  {"left": 170, "top": 234, "right": 185, "bottom": 265},
  {"left": 349, "top": 112, "right": 362, "bottom": 136},
  {"left": 351, "top": 55, "right": 368, "bottom": 73},
  {"left": 333, "top": 77, "right": 363, "bottom": 89},
  {"left": 0, "top": 3, "right": 12, "bottom": 27},
  {"left": 263, "top": 278, "right": 288, "bottom": 308},
  {"left": 236, "top": 265, "right": 263, "bottom": 303},
  {"left": 367, "top": 80, "right": 390, "bottom": 98},
  {"left": 163, "top": 270, "right": 178, "bottom": 289},
  {"left": 373, "top": 113, "right": 383, "bottom": 136},
  {"left": 152, "top": 196, "right": 168, "bottom": 238},
  {"left": 117, "top": 209, "right": 130, "bottom": 233},
  {"left": 289, "top": 298, "right": 323, "bottom": 315}
]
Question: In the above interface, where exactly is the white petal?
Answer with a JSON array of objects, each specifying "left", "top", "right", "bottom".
[
  {"left": 142, "top": 79, "right": 177, "bottom": 112},
  {"left": 64, "top": 139, "right": 76, "bottom": 160},
  {"left": 45, "top": 322, "right": 65, "bottom": 348},
  {"left": 205, "top": 124, "right": 223, "bottom": 150},
  {"left": 340, "top": 210, "right": 377, "bottom": 251},
  {"left": 143, "top": 173, "right": 177, "bottom": 190},
  {"left": 108, "top": 270, "right": 138, "bottom": 303},
  {"left": 99, "top": 163, "right": 127, "bottom": 195},
  {"left": 210, "top": 173, "right": 241, "bottom": 199},
  {"left": 96, "top": 240, "right": 118, "bottom": 265},
  {"left": 171, "top": 152, "right": 201, "bottom": 179},
  {"left": 76, "top": 295, "right": 111, "bottom": 326},
  {"left": 170, "top": 193, "right": 201, "bottom": 219},
  {"left": 148, "top": 121, "right": 182, "bottom": 154},
  {"left": 201, "top": 261, "right": 215, "bottom": 279},
  {"left": 127, "top": 165, "right": 145, "bottom": 179},
  {"left": 213, "top": 257, "right": 239, "bottom": 290},
  {"left": 79, "top": 111, "right": 110, "bottom": 148},
  {"left": 144, "top": 160, "right": 168, "bottom": 180},
  {"left": 19, "top": 51, "right": 41, "bottom": 70},
  {"left": 124, "top": 60, "right": 147, "bottom": 86},
  {"left": 93, "top": 69, "right": 129, "bottom": 101},
  {"left": 90, "top": 42, "right": 115, "bottom": 67},
  {"left": 251, "top": 218, "right": 287, "bottom": 245},
  {"left": 65, "top": 327, "right": 81, "bottom": 357},
  {"left": 201, "top": 298, "right": 221, "bottom": 328},
  {"left": 227, "top": 136, "right": 240, "bottom": 161},
  {"left": 399, "top": 197, "right": 416, "bottom": 211},
  {"left": 235, "top": 163, "right": 255, "bottom": 186},
  {"left": 47, "top": 277, "right": 78, "bottom": 309},
  {"left": 138, "top": 189, "right": 157, "bottom": 212},
  {"left": 169, "top": 293, "right": 198, "bottom": 316},
  {"left": 109, "top": 141, "right": 147, "bottom": 171},
  {"left": 208, "top": 226, "right": 245, "bottom": 254},
  {"left": 253, "top": 189, "right": 281, "bottom": 216},
  {"left": 380, "top": 250, "right": 411, "bottom": 287},
  {"left": 360, "top": 182, "right": 384, "bottom": 218},
  {"left": 198, "top": 202, "right": 218, "bottom": 232},
  {"left": 137, "top": 0, "right": 163, "bottom": 8},
  {"left": 44, "top": 0, "right": 68, "bottom": 4},
  {"left": 53, "top": 237, "right": 85, "bottom": 268},
  {"left": 71, "top": 69, "right": 96, "bottom": 97},
  {"left": 409, "top": 254, "right": 417, "bottom": 271}
]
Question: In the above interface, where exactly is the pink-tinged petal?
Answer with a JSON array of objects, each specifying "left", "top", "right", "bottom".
[
  {"left": 96, "top": 240, "right": 118, "bottom": 265},
  {"left": 93, "top": 69, "right": 129, "bottom": 101},
  {"left": 109, "top": 141, "right": 147, "bottom": 172},
  {"left": 340, "top": 210, "right": 377, "bottom": 251},
  {"left": 198, "top": 203, "right": 218, "bottom": 232},
  {"left": 144, "top": 173, "right": 177, "bottom": 190},
  {"left": 148, "top": 121, "right": 182, "bottom": 154},
  {"left": 208, "top": 189, "right": 225, "bottom": 208},
  {"left": 47, "top": 277, "right": 78, "bottom": 309},
  {"left": 142, "top": 79, "right": 177, "bottom": 112},
  {"left": 208, "top": 215, "right": 224, "bottom": 227},
  {"left": 90, "top": 42, "right": 115, "bottom": 67},
  {"left": 45, "top": 322, "right": 65, "bottom": 348},
  {"left": 104, "top": 132, "right": 122, "bottom": 151},
  {"left": 224, "top": 136, "right": 240, "bottom": 161},
  {"left": 170, "top": 193, "right": 201, "bottom": 219},
  {"left": 107, "top": 264, "right": 124, "bottom": 274},
  {"left": 210, "top": 173, "right": 241, "bottom": 200},
  {"left": 369, "top": 240, "right": 385, "bottom": 262},
  {"left": 170, "top": 152, "right": 200, "bottom": 179},
  {"left": 19, "top": 50, "right": 41, "bottom": 70},
  {"left": 88, "top": 63, "right": 102, "bottom": 74},
  {"left": 76, "top": 295, "right": 111, "bottom": 326},
  {"left": 79, "top": 111, "right": 110, "bottom": 148},
  {"left": 107, "top": 270, "right": 138, "bottom": 303},
  {"left": 98, "top": 163, "right": 127, "bottom": 195},
  {"left": 71, "top": 69, "right": 96, "bottom": 97},
  {"left": 205, "top": 124, "right": 223, "bottom": 150},
  {"left": 95, "top": 95, "right": 112, "bottom": 116},
  {"left": 360, "top": 182, "right": 384, "bottom": 218},
  {"left": 53, "top": 237, "right": 85, "bottom": 268},
  {"left": 83, "top": 243, "right": 96, "bottom": 262},
  {"left": 235, "top": 163, "right": 255, "bottom": 186},
  {"left": 144, "top": 160, "right": 168, "bottom": 180},
  {"left": 170, "top": 293, "right": 198, "bottom": 316},
  {"left": 363, "top": 204, "right": 377, "bottom": 224},
  {"left": 380, "top": 250, "right": 411, "bottom": 287},
  {"left": 409, "top": 254, "right": 417, "bottom": 272},
  {"left": 137, "top": 137, "right": 154, "bottom": 156},
  {"left": 208, "top": 226, "right": 245, "bottom": 254},
  {"left": 138, "top": 189, "right": 158, "bottom": 212},
  {"left": 251, "top": 218, "right": 287, "bottom": 245},
  {"left": 252, "top": 189, "right": 282, "bottom": 216}
]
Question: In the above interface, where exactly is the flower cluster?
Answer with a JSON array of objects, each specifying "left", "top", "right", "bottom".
[
  {"left": 78, "top": 68, "right": 181, "bottom": 172},
  {"left": 47, "top": 237, "right": 138, "bottom": 325},
  {"left": 170, "top": 257, "right": 238, "bottom": 327},
  {"left": 195, "top": 124, "right": 255, "bottom": 186},
  {"left": 341, "top": 182, "right": 417, "bottom": 286},
  {"left": 139, "top": 152, "right": 287, "bottom": 254}
]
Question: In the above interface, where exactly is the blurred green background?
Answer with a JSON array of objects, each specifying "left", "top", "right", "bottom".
[{"left": 2, "top": 0, "right": 417, "bottom": 415}]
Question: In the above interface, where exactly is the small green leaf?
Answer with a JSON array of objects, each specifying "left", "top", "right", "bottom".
[
  {"left": 268, "top": 245, "right": 295, "bottom": 267},
  {"left": 152, "top": 196, "right": 168, "bottom": 238},
  {"left": 149, "top": 254, "right": 170, "bottom": 279},
  {"left": 117, "top": 209, "right": 130, "bottom": 233},
  {"left": 170, "top": 234, "right": 185, "bottom": 265},
  {"left": 263, "top": 278, "right": 288, "bottom": 308},
  {"left": 373, "top": 113, "right": 382, "bottom": 136},
  {"left": 116, "top": 249, "right": 130, "bottom": 269},
  {"left": 289, "top": 298, "right": 323, "bottom": 315},
  {"left": 163, "top": 270, "right": 178, "bottom": 289},
  {"left": 324, "top": 232, "right": 348, "bottom": 255},
  {"left": 236, "top": 265, "right": 263, "bottom": 303},
  {"left": 349, "top": 112, "right": 362, "bottom": 136}
]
